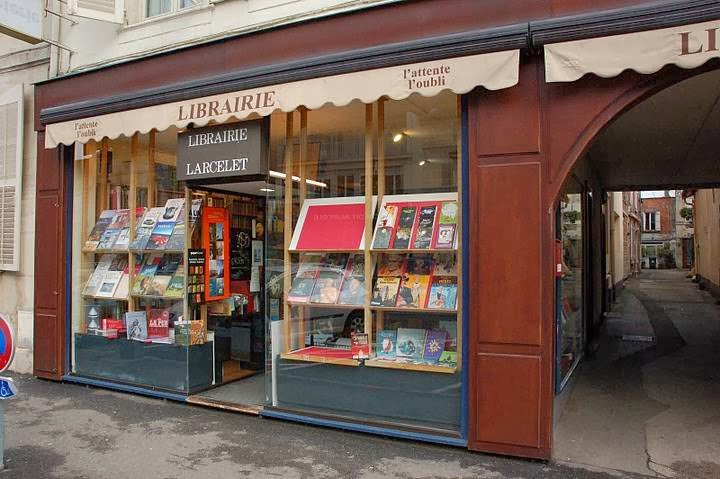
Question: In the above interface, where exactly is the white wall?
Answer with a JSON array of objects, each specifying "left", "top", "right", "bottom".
[
  {"left": 60, "top": 0, "right": 403, "bottom": 73},
  {"left": 0, "top": 34, "right": 51, "bottom": 374}
]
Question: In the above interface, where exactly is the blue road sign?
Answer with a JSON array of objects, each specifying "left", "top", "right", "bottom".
[{"left": 0, "top": 378, "right": 16, "bottom": 400}]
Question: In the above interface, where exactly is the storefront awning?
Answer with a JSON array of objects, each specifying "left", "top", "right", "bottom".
[
  {"left": 544, "top": 19, "right": 720, "bottom": 83},
  {"left": 45, "top": 50, "right": 520, "bottom": 148}
]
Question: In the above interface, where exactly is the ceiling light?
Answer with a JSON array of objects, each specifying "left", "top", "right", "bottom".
[
  {"left": 260, "top": 188, "right": 275, "bottom": 192},
  {"left": 393, "top": 133, "right": 404, "bottom": 143},
  {"left": 418, "top": 160, "right": 426, "bottom": 166},
  {"left": 269, "top": 170, "right": 327, "bottom": 188}
]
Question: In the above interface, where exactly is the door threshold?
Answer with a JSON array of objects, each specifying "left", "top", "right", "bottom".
[{"left": 186, "top": 395, "right": 263, "bottom": 415}]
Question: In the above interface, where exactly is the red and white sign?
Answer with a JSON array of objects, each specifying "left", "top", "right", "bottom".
[{"left": 0, "top": 315, "right": 16, "bottom": 373}]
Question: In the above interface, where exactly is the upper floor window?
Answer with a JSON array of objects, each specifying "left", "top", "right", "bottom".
[
  {"left": 146, "top": 0, "right": 203, "bottom": 18},
  {"left": 643, "top": 211, "right": 660, "bottom": 232}
]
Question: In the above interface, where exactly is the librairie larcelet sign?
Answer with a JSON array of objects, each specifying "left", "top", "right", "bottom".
[{"left": 177, "top": 121, "right": 265, "bottom": 181}]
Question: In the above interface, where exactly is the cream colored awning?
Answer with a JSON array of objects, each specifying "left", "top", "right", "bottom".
[
  {"left": 545, "top": 19, "right": 720, "bottom": 83},
  {"left": 46, "top": 50, "right": 520, "bottom": 148}
]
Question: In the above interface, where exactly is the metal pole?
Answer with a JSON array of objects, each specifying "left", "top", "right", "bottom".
[{"left": 0, "top": 399, "right": 5, "bottom": 470}]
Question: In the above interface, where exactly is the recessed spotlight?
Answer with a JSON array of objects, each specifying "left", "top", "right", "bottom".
[
  {"left": 418, "top": 160, "right": 426, "bottom": 166},
  {"left": 393, "top": 133, "right": 403, "bottom": 143},
  {"left": 260, "top": 188, "right": 275, "bottom": 192}
]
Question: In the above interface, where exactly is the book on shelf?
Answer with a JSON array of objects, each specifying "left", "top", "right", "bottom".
[
  {"left": 395, "top": 273, "right": 430, "bottom": 308},
  {"left": 125, "top": 311, "right": 148, "bottom": 341},
  {"left": 376, "top": 253, "right": 405, "bottom": 277},
  {"left": 434, "top": 200, "right": 458, "bottom": 249},
  {"left": 113, "top": 228, "right": 131, "bottom": 250},
  {"left": 156, "top": 253, "right": 182, "bottom": 276},
  {"left": 396, "top": 328, "right": 426, "bottom": 362},
  {"left": 439, "top": 200, "right": 458, "bottom": 224},
  {"left": 370, "top": 276, "right": 401, "bottom": 307},
  {"left": 324, "top": 253, "right": 349, "bottom": 271},
  {"left": 435, "top": 224, "right": 456, "bottom": 249},
  {"left": 405, "top": 253, "right": 434, "bottom": 276},
  {"left": 130, "top": 207, "right": 164, "bottom": 250},
  {"left": 427, "top": 276, "right": 458, "bottom": 310},
  {"left": 165, "top": 273, "right": 185, "bottom": 299},
  {"left": 393, "top": 206, "right": 417, "bottom": 249},
  {"left": 145, "top": 275, "right": 171, "bottom": 296},
  {"left": 82, "top": 254, "right": 114, "bottom": 296},
  {"left": 165, "top": 222, "right": 185, "bottom": 250},
  {"left": 85, "top": 210, "right": 117, "bottom": 250},
  {"left": 422, "top": 330, "right": 447, "bottom": 364},
  {"left": 113, "top": 273, "right": 129, "bottom": 299},
  {"left": 438, "top": 351, "right": 457, "bottom": 368},
  {"left": 160, "top": 198, "right": 185, "bottom": 223},
  {"left": 412, "top": 205, "right": 437, "bottom": 249},
  {"left": 432, "top": 253, "right": 457, "bottom": 276},
  {"left": 439, "top": 319, "right": 457, "bottom": 351},
  {"left": 338, "top": 276, "right": 366, "bottom": 305},
  {"left": 310, "top": 270, "right": 344, "bottom": 304},
  {"left": 97, "top": 227, "right": 120, "bottom": 251},
  {"left": 131, "top": 254, "right": 162, "bottom": 295},
  {"left": 371, "top": 205, "right": 398, "bottom": 249},
  {"left": 297, "top": 253, "right": 327, "bottom": 275},
  {"left": 351, "top": 332, "right": 370, "bottom": 359},
  {"left": 346, "top": 253, "right": 365, "bottom": 277},
  {"left": 287, "top": 273, "right": 316, "bottom": 303},
  {"left": 95, "top": 271, "right": 123, "bottom": 298},
  {"left": 376, "top": 330, "right": 397, "bottom": 360}
]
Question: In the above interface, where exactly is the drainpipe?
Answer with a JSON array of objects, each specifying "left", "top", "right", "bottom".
[{"left": 48, "top": 0, "right": 62, "bottom": 78}]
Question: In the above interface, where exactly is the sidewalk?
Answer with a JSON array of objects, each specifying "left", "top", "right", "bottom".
[{"left": 0, "top": 374, "right": 648, "bottom": 479}]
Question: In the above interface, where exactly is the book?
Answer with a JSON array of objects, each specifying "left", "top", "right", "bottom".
[
  {"left": 396, "top": 328, "right": 426, "bottom": 362},
  {"left": 370, "top": 276, "right": 401, "bottom": 307},
  {"left": 107, "top": 209, "right": 130, "bottom": 231},
  {"left": 165, "top": 273, "right": 185, "bottom": 298},
  {"left": 439, "top": 319, "right": 457, "bottom": 351},
  {"left": 97, "top": 228, "right": 120, "bottom": 250},
  {"left": 351, "top": 332, "right": 370, "bottom": 359},
  {"left": 130, "top": 207, "right": 164, "bottom": 250},
  {"left": 376, "top": 253, "right": 405, "bottom": 277},
  {"left": 96, "top": 271, "right": 122, "bottom": 298},
  {"left": 395, "top": 273, "right": 430, "bottom": 308},
  {"left": 288, "top": 274, "right": 316, "bottom": 303},
  {"left": 125, "top": 311, "right": 148, "bottom": 341},
  {"left": 310, "top": 270, "right": 344, "bottom": 304},
  {"left": 393, "top": 206, "right": 416, "bottom": 249},
  {"left": 439, "top": 200, "right": 458, "bottom": 225},
  {"left": 160, "top": 198, "right": 185, "bottom": 223},
  {"left": 82, "top": 254, "right": 114, "bottom": 296},
  {"left": 165, "top": 222, "right": 186, "bottom": 250},
  {"left": 113, "top": 228, "right": 131, "bottom": 250},
  {"left": 146, "top": 221, "right": 176, "bottom": 250},
  {"left": 438, "top": 351, "right": 457, "bottom": 368},
  {"left": 85, "top": 210, "right": 116, "bottom": 250},
  {"left": 156, "top": 254, "right": 182, "bottom": 276},
  {"left": 132, "top": 254, "right": 162, "bottom": 295},
  {"left": 145, "top": 275, "right": 171, "bottom": 296},
  {"left": 296, "top": 253, "right": 326, "bottom": 276},
  {"left": 148, "top": 309, "right": 171, "bottom": 338},
  {"left": 338, "top": 276, "right": 366, "bottom": 305},
  {"left": 372, "top": 205, "right": 399, "bottom": 249},
  {"left": 422, "top": 330, "right": 447, "bottom": 364},
  {"left": 405, "top": 253, "right": 434, "bottom": 275},
  {"left": 376, "top": 330, "right": 397, "bottom": 360},
  {"left": 412, "top": 205, "right": 437, "bottom": 249},
  {"left": 346, "top": 253, "right": 365, "bottom": 277},
  {"left": 324, "top": 253, "right": 349, "bottom": 271},
  {"left": 432, "top": 254, "right": 457, "bottom": 276},
  {"left": 435, "top": 224, "right": 456, "bottom": 249},
  {"left": 113, "top": 274, "right": 129, "bottom": 299},
  {"left": 427, "top": 276, "right": 458, "bottom": 310}
]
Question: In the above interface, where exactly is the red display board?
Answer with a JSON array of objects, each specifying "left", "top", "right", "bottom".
[
  {"left": 202, "top": 207, "right": 231, "bottom": 301},
  {"left": 290, "top": 197, "right": 375, "bottom": 251}
]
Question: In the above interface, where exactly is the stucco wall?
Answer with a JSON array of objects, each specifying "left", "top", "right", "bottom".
[
  {"left": 693, "top": 189, "right": 720, "bottom": 286},
  {"left": 0, "top": 34, "right": 50, "bottom": 373}
]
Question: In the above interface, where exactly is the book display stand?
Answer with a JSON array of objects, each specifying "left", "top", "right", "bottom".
[{"left": 278, "top": 106, "right": 462, "bottom": 375}]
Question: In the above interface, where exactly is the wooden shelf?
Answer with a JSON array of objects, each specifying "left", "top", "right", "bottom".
[
  {"left": 82, "top": 295, "right": 129, "bottom": 302},
  {"left": 364, "top": 358, "right": 457, "bottom": 374},
  {"left": 280, "top": 349, "right": 359, "bottom": 367},
  {"left": 371, "top": 249, "right": 456, "bottom": 253},
  {"left": 129, "top": 249, "right": 185, "bottom": 254},
  {"left": 287, "top": 302, "right": 363, "bottom": 310},
  {"left": 369, "top": 306, "right": 457, "bottom": 314},
  {"left": 288, "top": 249, "right": 363, "bottom": 253},
  {"left": 130, "top": 294, "right": 184, "bottom": 301},
  {"left": 83, "top": 248, "right": 130, "bottom": 254}
]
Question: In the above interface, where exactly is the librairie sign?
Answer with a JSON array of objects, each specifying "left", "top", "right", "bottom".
[{"left": 177, "top": 121, "right": 266, "bottom": 181}]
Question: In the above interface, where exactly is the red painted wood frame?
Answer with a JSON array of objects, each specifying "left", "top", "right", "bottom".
[{"left": 202, "top": 207, "right": 231, "bottom": 302}]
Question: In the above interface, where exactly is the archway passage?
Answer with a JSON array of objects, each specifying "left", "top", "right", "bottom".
[{"left": 552, "top": 68, "right": 720, "bottom": 477}]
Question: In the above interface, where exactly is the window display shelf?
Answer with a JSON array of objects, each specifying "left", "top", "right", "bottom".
[
  {"left": 369, "top": 306, "right": 457, "bottom": 314},
  {"left": 280, "top": 347, "right": 359, "bottom": 367},
  {"left": 287, "top": 302, "right": 363, "bottom": 310},
  {"left": 130, "top": 294, "right": 184, "bottom": 301},
  {"left": 288, "top": 249, "right": 364, "bottom": 254},
  {"left": 129, "top": 249, "right": 185, "bottom": 254},
  {"left": 371, "top": 249, "right": 457, "bottom": 253},
  {"left": 82, "top": 295, "right": 129, "bottom": 302},
  {"left": 83, "top": 249, "right": 130, "bottom": 254},
  {"left": 364, "top": 358, "right": 457, "bottom": 374}
]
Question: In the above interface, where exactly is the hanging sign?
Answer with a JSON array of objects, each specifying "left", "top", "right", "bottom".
[
  {"left": 0, "top": 315, "right": 15, "bottom": 373},
  {"left": 176, "top": 120, "right": 266, "bottom": 181}
]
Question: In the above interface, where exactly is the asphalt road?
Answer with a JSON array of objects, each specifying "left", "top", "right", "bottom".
[{"left": 0, "top": 374, "right": 649, "bottom": 479}]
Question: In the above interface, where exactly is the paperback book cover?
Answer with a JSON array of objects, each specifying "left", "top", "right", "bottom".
[
  {"left": 125, "top": 312, "right": 148, "bottom": 341},
  {"left": 435, "top": 224, "right": 456, "bottom": 249},
  {"left": 439, "top": 200, "right": 458, "bottom": 224},
  {"left": 131, "top": 255, "right": 162, "bottom": 295},
  {"left": 82, "top": 254, "right": 114, "bottom": 296},
  {"left": 396, "top": 328, "right": 426, "bottom": 362},
  {"left": 376, "top": 330, "right": 397, "bottom": 360},
  {"left": 156, "top": 254, "right": 182, "bottom": 276},
  {"left": 96, "top": 271, "right": 123, "bottom": 298},
  {"left": 351, "top": 332, "right": 370, "bottom": 360},
  {"left": 113, "top": 274, "right": 130, "bottom": 299},
  {"left": 97, "top": 228, "right": 120, "bottom": 250},
  {"left": 432, "top": 253, "right": 457, "bottom": 276},
  {"left": 438, "top": 351, "right": 458, "bottom": 368},
  {"left": 165, "top": 222, "right": 186, "bottom": 250},
  {"left": 165, "top": 274, "right": 185, "bottom": 298},
  {"left": 288, "top": 273, "right": 317, "bottom": 303},
  {"left": 113, "top": 228, "right": 131, "bottom": 250},
  {"left": 372, "top": 204, "right": 398, "bottom": 249},
  {"left": 324, "top": 253, "right": 350, "bottom": 271},
  {"left": 412, "top": 205, "right": 437, "bottom": 249},
  {"left": 439, "top": 319, "right": 458, "bottom": 351},
  {"left": 422, "top": 330, "right": 447, "bottom": 364},
  {"left": 338, "top": 276, "right": 366, "bottom": 305},
  {"left": 370, "top": 276, "right": 401, "bottom": 307},
  {"left": 395, "top": 274, "right": 431, "bottom": 308},
  {"left": 146, "top": 221, "right": 176, "bottom": 250},
  {"left": 376, "top": 253, "right": 405, "bottom": 277},
  {"left": 130, "top": 207, "right": 164, "bottom": 250},
  {"left": 296, "top": 253, "right": 326, "bottom": 276},
  {"left": 85, "top": 210, "right": 117, "bottom": 249},
  {"left": 427, "top": 276, "right": 458, "bottom": 310},
  {"left": 346, "top": 253, "right": 365, "bottom": 277},
  {"left": 405, "top": 253, "right": 434, "bottom": 275},
  {"left": 107, "top": 209, "right": 130, "bottom": 230},
  {"left": 160, "top": 198, "right": 185, "bottom": 223},
  {"left": 392, "top": 206, "right": 417, "bottom": 249},
  {"left": 310, "top": 270, "right": 344, "bottom": 304},
  {"left": 148, "top": 309, "right": 171, "bottom": 338},
  {"left": 145, "top": 275, "right": 171, "bottom": 296}
]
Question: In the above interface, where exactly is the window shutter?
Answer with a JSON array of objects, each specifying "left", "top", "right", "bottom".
[
  {"left": 67, "top": 0, "right": 125, "bottom": 24},
  {"left": 655, "top": 211, "right": 661, "bottom": 231},
  {"left": 0, "top": 85, "right": 24, "bottom": 272}
]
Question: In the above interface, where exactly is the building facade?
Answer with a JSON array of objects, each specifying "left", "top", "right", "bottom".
[
  {"left": 27, "top": 0, "right": 720, "bottom": 461},
  {"left": 641, "top": 193, "right": 676, "bottom": 269}
]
